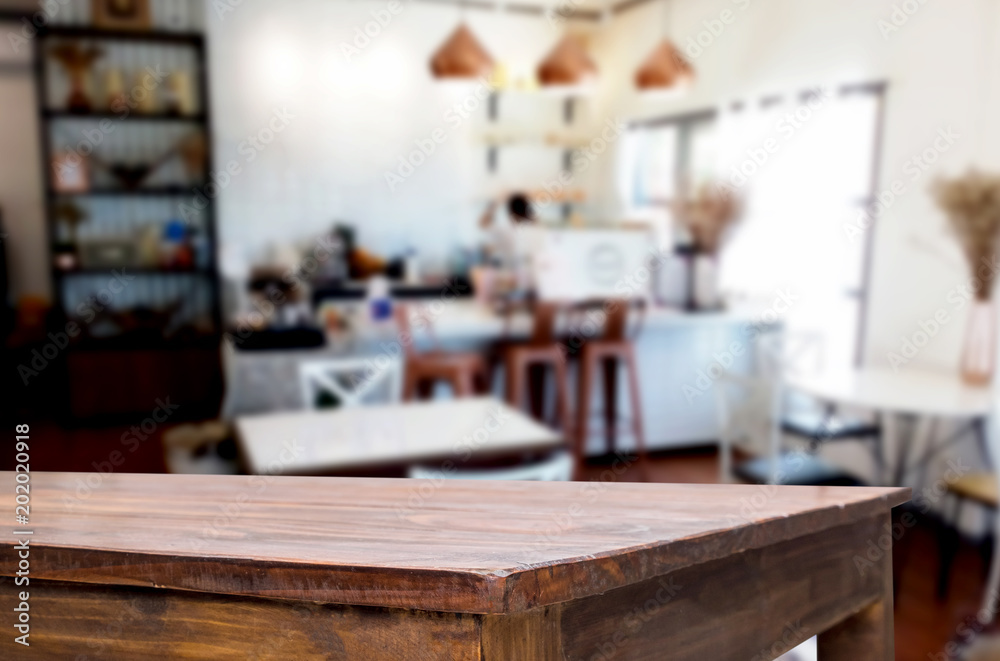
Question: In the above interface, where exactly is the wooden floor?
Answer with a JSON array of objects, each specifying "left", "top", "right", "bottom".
[{"left": 4, "top": 424, "right": 995, "bottom": 661}]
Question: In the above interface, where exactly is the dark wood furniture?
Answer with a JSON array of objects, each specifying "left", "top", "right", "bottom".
[
  {"left": 575, "top": 299, "right": 649, "bottom": 478},
  {"left": 503, "top": 301, "right": 571, "bottom": 433},
  {"left": 33, "top": 24, "right": 221, "bottom": 420},
  {"left": 396, "top": 304, "right": 489, "bottom": 400},
  {"left": 0, "top": 471, "right": 908, "bottom": 659},
  {"left": 937, "top": 472, "right": 997, "bottom": 601}
]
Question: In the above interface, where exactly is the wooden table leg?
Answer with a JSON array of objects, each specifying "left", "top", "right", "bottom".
[
  {"left": 817, "top": 597, "right": 893, "bottom": 660},
  {"left": 819, "top": 523, "right": 895, "bottom": 661}
]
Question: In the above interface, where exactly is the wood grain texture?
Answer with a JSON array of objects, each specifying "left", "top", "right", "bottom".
[
  {"left": 0, "top": 579, "right": 483, "bottom": 660},
  {"left": 0, "top": 472, "right": 908, "bottom": 615},
  {"left": 555, "top": 514, "right": 891, "bottom": 660},
  {"left": 818, "top": 516, "right": 895, "bottom": 660},
  {"left": 480, "top": 607, "right": 562, "bottom": 660}
]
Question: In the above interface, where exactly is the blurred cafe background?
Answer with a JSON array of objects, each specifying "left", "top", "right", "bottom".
[{"left": 3, "top": 0, "right": 1000, "bottom": 658}]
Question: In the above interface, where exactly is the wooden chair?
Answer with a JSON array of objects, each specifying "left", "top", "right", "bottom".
[
  {"left": 396, "top": 303, "right": 490, "bottom": 401},
  {"left": 298, "top": 356, "right": 402, "bottom": 409},
  {"left": 408, "top": 451, "right": 573, "bottom": 482},
  {"left": 937, "top": 473, "right": 998, "bottom": 601},
  {"left": 573, "top": 299, "right": 649, "bottom": 480},
  {"left": 502, "top": 301, "right": 571, "bottom": 434}
]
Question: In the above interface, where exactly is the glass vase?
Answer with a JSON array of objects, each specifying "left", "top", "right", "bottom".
[{"left": 960, "top": 299, "right": 997, "bottom": 387}]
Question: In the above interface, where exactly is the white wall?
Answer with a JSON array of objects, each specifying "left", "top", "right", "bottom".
[
  {"left": 0, "top": 21, "right": 48, "bottom": 302},
  {"left": 7, "top": 0, "right": 996, "bottom": 374},
  {"left": 207, "top": 0, "right": 587, "bottom": 270},
  {"left": 588, "top": 0, "right": 1000, "bottom": 373}
]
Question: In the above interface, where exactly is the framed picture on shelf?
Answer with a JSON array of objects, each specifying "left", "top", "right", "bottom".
[
  {"left": 51, "top": 152, "right": 90, "bottom": 193},
  {"left": 91, "top": 0, "right": 152, "bottom": 31}
]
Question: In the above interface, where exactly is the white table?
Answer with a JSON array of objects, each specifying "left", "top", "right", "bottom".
[
  {"left": 787, "top": 367, "right": 993, "bottom": 487},
  {"left": 235, "top": 397, "right": 564, "bottom": 475}
]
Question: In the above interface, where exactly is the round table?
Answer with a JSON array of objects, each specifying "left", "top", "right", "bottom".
[
  {"left": 787, "top": 366, "right": 993, "bottom": 487},
  {"left": 791, "top": 366, "right": 999, "bottom": 614}
]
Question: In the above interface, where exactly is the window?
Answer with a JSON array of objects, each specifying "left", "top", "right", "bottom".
[{"left": 624, "top": 84, "right": 886, "bottom": 371}]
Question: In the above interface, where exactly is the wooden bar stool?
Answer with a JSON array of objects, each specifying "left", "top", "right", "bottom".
[
  {"left": 395, "top": 304, "right": 489, "bottom": 401},
  {"left": 503, "top": 302, "right": 571, "bottom": 434},
  {"left": 574, "top": 299, "right": 649, "bottom": 479}
]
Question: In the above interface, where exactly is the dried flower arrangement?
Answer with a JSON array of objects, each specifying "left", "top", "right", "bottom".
[
  {"left": 932, "top": 169, "right": 1000, "bottom": 300},
  {"left": 671, "top": 182, "right": 743, "bottom": 255}
]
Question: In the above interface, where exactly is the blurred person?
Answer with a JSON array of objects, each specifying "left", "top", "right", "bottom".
[
  {"left": 479, "top": 190, "right": 536, "bottom": 263},
  {"left": 478, "top": 191, "right": 541, "bottom": 295}
]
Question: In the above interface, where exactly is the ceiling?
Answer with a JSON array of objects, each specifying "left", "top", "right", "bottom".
[{"left": 424, "top": 0, "right": 655, "bottom": 19}]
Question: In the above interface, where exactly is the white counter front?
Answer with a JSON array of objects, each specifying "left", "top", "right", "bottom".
[{"left": 224, "top": 300, "right": 779, "bottom": 453}]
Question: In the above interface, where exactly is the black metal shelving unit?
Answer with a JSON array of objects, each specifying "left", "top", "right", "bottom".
[{"left": 31, "top": 18, "right": 222, "bottom": 420}]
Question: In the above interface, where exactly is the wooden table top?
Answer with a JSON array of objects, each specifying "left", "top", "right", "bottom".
[
  {"left": 235, "top": 397, "right": 563, "bottom": 474},
  {"left": 1, "top": 472, "right": 908, "bottom": 614}
]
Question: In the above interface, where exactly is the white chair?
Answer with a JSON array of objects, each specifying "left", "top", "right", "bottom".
[
  {"left": 716, "top": 371, "right": 784, "bottom": 484},
  {"left": 716, "top": 331, "right": 786, "bottom": 484},
  {"left": 408, "top": 451, "right": 573, "bottom": 482},
  {"left": 716, "top": 332, "right": 859, "bottom": 486},
  {"left": 298, "top": 356, "right": 403, "bottom": 409}
]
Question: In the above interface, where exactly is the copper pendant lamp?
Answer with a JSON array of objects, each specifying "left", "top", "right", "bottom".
[
  {"left": 430, "top": 23, "right": 495, "bottom": 79},
  {"left": 635, "top": 40, "right": 694, "bottom": 91},
  {"left": 537, "top": 34, "right": 597, "bottom": 87},
  {"left": 635, "top": 0, "right": 694, "bottom": 92}
]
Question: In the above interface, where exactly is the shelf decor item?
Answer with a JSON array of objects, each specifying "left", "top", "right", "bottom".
[
  {"left": 51, "top": 152, "right": 90, "bottom": 193},
  {"left": 102, "top": 68, "right": 128, "bottom": 110},
  {"left": 671, "top": 182, "right": 742, "bottom": 310},
  {"left": 932, "top": 170, "right": 1000, "bottom": 386},
  {"left": 92, "top": 0, "right": 152, "bottom": 31},
  {"left": 430, "top": 23, "right": 494, "bottom": 79},
  {"left": 49, "top": 42, "right": 104, "bottom": 113},
  {"left": 89, "top": 130, "right": 203, "bottom": 189},
  {"left": 33, "top": 20, "right": 221, "bottom": 419},
  {"left": 52, "top": 201, "right": 88, "bottom": 271}
]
